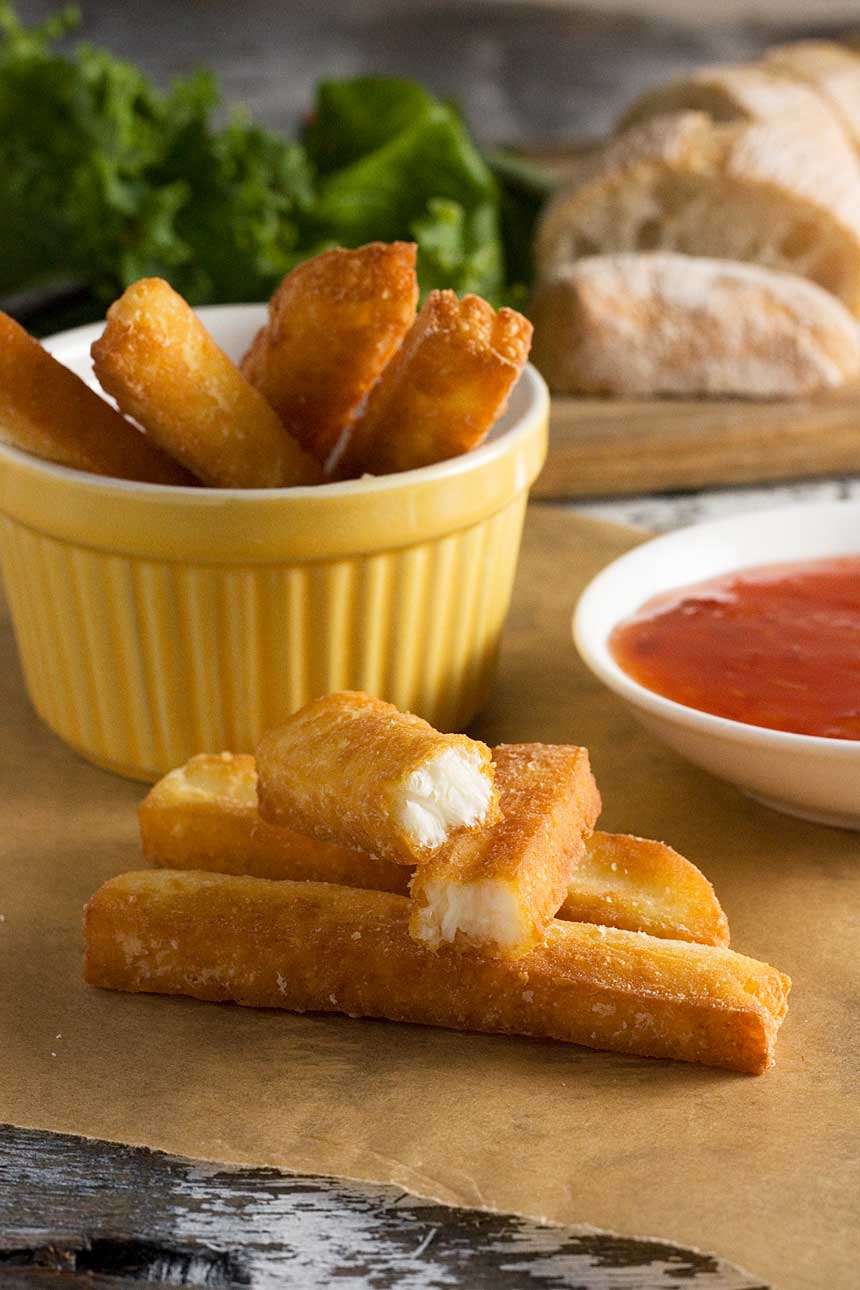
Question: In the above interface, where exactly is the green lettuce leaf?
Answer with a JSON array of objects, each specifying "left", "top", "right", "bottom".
[
  {"left": 0, "top": 2, "right": 313, "bottom": 304},
  {"left": 304, "top": 76, "right": 435, "bottom": 174},
  {"left": 311, "top": 100, "right": 505, "bottom": 300},
  {"left": 0, "top": 5, "right": 551, "bottom": 318},
  {"left": 411, "top": 198, "right": 504, "bottom": 301}
]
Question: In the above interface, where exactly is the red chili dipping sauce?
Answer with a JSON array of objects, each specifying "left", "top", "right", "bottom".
[{"left": 609, "top": 556, "right": 860, "bottom": 740}]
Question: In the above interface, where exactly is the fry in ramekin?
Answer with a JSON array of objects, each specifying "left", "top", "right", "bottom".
[
  {"left": 91, "top": 278, "right": 321, "bottom": 488},
  {"left": 0, "top": 311, "right": 193, "bottom": 484},
  {"left": 139, "top": 751, "right": 730, "bottom": 946},
  {"left": 84, "top": 870, "right": 789, "bottom": 1074},
  {"left": 240, "top": 242, "right": 418, "bottom": 467},
  {"left": 410, "top": 743, "right": 600, "bottom": 957},
  {"left": 256, "top": 691, "right": 499, "bottom": 865},
  {"left": 336, "top": 290, "right": 532, "bottom": 477}
]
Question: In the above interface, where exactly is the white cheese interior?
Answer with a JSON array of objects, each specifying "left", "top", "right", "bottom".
[
  {"left": 164, "top": 754, "right": 256, "bottom": 807},
  {"left": 396, "top": 747, "right": 493, "bottom": 850},
  {"left": 414, "top": 878, "right": 525, "bottom": 950}
]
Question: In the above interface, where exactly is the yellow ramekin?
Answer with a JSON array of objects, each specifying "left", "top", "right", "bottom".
[{"left": 0, "top": 307, "right": 548, "bottom": 780}]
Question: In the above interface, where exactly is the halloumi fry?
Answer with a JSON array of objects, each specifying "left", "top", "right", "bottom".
[
  {"left": 410, "top": 743, "right": 600, "bottom": 957},
  {"left": 139, "top": 752, "right": 730, "bottom": 946},
  {"left": 563, "top": 831, "right": 731, "bottom": 947},
  {"left": 0, "top": 311, "right": 193, "bottom": 484},
  {"left": 240, "top": 242, "right": 419, "bottom": 466},
  {"left": 140, "top": 753, "right": 406, "bottom": 891},
  {"left": 91, "top": 279, "right": 321, "bottom": 488},
  {"left": 84, "top": 871, "right": 790, "bottom": 1074},
  {"left": 256, "top": 691, "right": 499, "bottom": 865},
  {"left": 336, "top": 290, "right": 532, "bottom": 477}
]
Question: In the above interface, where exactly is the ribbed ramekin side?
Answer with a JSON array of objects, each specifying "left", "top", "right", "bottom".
[{"left": 0, "top": 492, "right": 529, "bottom": 779}]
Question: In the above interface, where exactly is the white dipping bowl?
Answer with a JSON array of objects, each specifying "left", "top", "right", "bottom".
[{"left": 573, "top": 501, "right": 860, "bottom": 830}]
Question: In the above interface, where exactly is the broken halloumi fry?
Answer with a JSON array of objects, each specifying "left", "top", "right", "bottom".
[
  {"left": 139, "top": 753, "right": 730, "bottom": 946},
  {"left": 256, "top": 692, "right": 499, "bottom": 865},
  {"left": 561, "top": 832, "right": 730, "bottom": 947},
  {"left": 336, "top": 290, "right": 532, "bottom": 477},
  {"left": 91, "top": 278, "right": 321, "bottom": 488},
  {"left": 409, "top": 743, "right": 600, "bottom": 957},
  {"left": 83, "top": 871, "right": 790, "bottom": 1074},
  {"left": 240, "top": 242, "right": 419, "bottom": 467}
]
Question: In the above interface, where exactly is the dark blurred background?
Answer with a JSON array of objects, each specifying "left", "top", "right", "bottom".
[{"left": 13, "top": 0, "right": 860, "bottom": 148}]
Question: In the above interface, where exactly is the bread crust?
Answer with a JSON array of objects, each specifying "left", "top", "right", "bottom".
[
  {"left": 83, "top": 869, "right": 789, "bottom": 1073},
  {"left": 762, "top": 40, "right": 860, "bottom": 149},
  {"left": 530, "top": 252, "right": 860, "bottom": 397},
  {"left": 618, "top": 61, "right": 848, "bottom": 138}
]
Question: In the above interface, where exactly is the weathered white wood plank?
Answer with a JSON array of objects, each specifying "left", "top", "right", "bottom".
[
  {"left": 571, "top": 474, "right": 860, "bottom": 532},
  {"left": 0, "top": 1126, "right": 770, "bottom": 1288}
]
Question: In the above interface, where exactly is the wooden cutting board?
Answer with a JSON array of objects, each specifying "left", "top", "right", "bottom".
[
  {"left": 525, "top": 145, "right": 860, "bottom": 498},
  {"left": 533, "top": 382, "right": 860, "bottom": 498}
]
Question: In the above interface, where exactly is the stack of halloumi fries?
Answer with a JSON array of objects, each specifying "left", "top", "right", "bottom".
[{"left": 84, "top": 691, "right": 790, "bottom": 1074}]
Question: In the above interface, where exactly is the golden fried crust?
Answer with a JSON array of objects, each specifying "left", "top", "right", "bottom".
[
  {"left": 336, "top": 290, "right": 533, "bottom": 477},
  {"left": 240, "top": 242, "right": 419, "bottom": 465},
  {"left": 0, "top": 311, "right": 194, "bottom": 484},
  {"left": 562, "top": 832, "right": 731, "bottom": 947},
  {"left": 140, "top": 753, "right": 409, "bottom": 892},
  {"left": 139, "top": 752, "right": 730, "bottom": 947},
  {"left": 409, "top": 743, "right": 601, "bottom": 957},
  {"left": 84, "top": 871, "right": 790, "bottom": 1074},
  {"left": 256, "top": 691, "right": 499, "bottom": 865},
  {"left": 239, "top": 326, "right": 268, "bottom": 387},
  {"left": 91, "top": 279, "right": 321, "bottom": 488}
]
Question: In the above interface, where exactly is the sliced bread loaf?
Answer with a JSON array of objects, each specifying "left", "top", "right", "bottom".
[
  {"left": 530, "top": 252, "right": 860, "bottom": 398},
  {"left": 761, "top": 40, "right": 860, "bottom": 150},
  {"left": 617, "top": 62, "right": 843, "bottom": 136},
  {"left": 535, "top": 111, "right": 860, "bottom": 315}
]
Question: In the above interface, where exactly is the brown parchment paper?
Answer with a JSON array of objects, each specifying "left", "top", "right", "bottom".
[{"left": 1, "top": 506, "right": 858, "bottom": 1290}]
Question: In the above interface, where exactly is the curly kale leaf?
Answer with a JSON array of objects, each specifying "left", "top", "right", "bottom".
[
  {"left": 0, "top": 8, "right": 552, "bottom": 314},
  {"left": 0, "top": 2, "right": 313, "bottom": 303}
]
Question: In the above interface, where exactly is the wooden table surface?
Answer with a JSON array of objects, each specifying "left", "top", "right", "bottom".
[{"left": 2, "top": 2, "right": 853, "bottom": 1285}]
